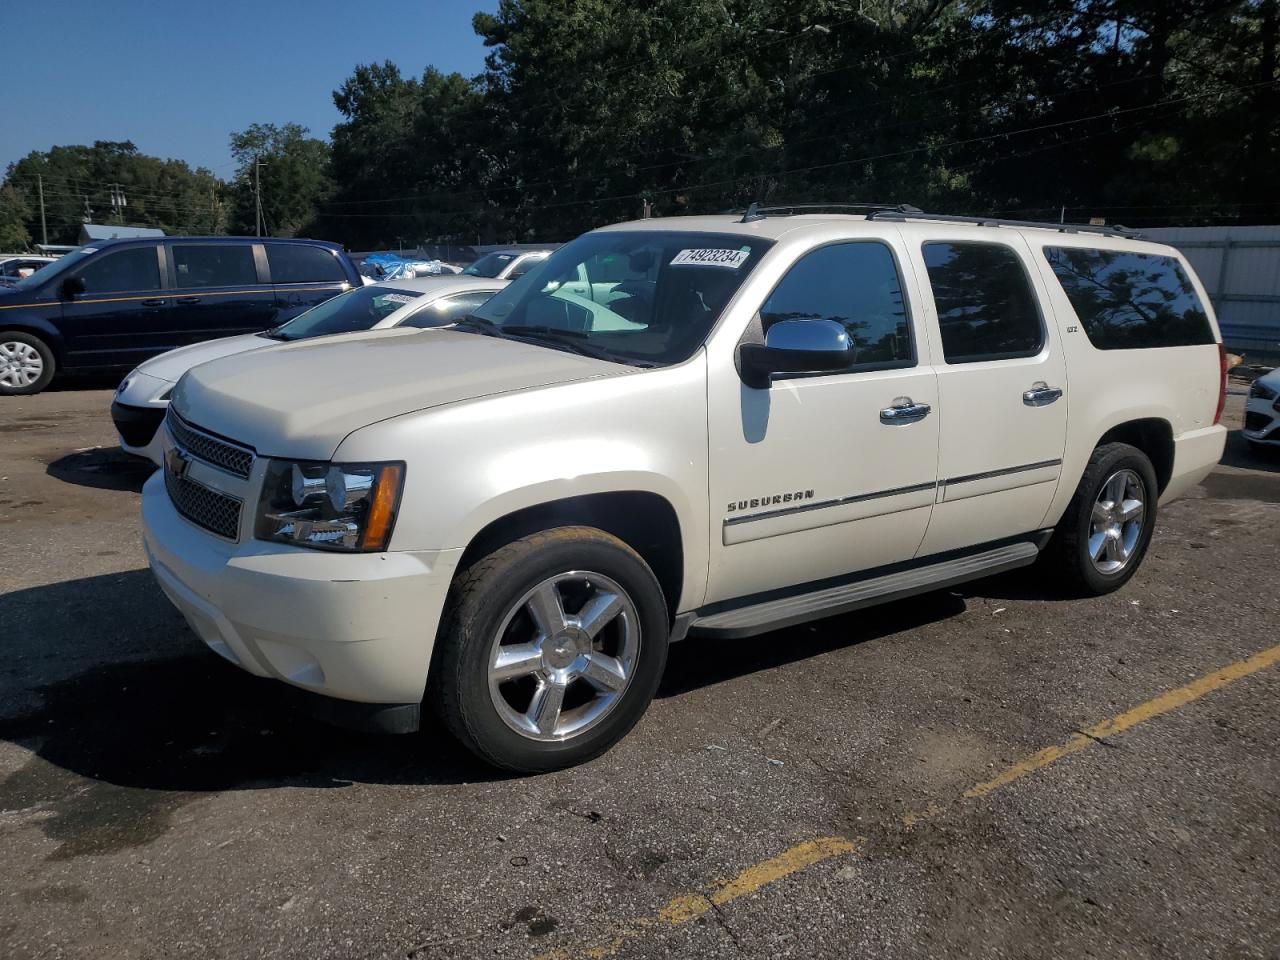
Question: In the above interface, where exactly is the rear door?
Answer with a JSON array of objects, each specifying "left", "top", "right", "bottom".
[
  {"left": 906, "top": 232, "right": 1068, "bottom": 556},
  {"left": 167, "top": 241, "right": 277, "bottom": 346},
  {"left": 266, "top": 243, "right": 353, "bottom": 323},
  {"left": 57, "top": 243, "right": 170, "bottom": 368}
]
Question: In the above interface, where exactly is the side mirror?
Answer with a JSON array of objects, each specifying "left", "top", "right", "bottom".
[
  {"left": 738, "top": 319, "right": 855, "bottom": 389},
  {"left": 60, "top": 276, "right": 86, "bottom": 300}
]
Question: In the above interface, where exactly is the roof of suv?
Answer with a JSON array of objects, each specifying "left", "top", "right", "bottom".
[
  {"left": 595, "top": 212, "right": 1178, "bottom": 256},
  {"left": 84, "top": 235, "right": 346, "bottom": 251}
]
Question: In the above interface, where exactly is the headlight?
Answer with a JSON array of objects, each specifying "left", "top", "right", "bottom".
[
  {"left": 1250, "top": 380, "right": 1277, "bottom": 401},
  {"left": 255, "top": 459, "right": 405, "bottom": 552}
]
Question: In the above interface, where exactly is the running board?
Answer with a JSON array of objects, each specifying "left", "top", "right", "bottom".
[{"left": 685, "top": 541, "right": 1041, "bottom": 640}]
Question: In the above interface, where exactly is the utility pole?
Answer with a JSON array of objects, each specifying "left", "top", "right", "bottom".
[
  {"left": 36, "top": 174, "right": 47, "bottom": 246},
  {"left": 253, "top": 158, "right": 265, "bottom": 237},
  {"left": 109, "top": 184, "right": 127, "bottom": 223}
]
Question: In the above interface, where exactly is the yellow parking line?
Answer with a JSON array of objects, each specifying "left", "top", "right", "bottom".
[
  {"left": 535, "top": 837, "right": 859, "bottom": 960},
  {"left": 963, "top": 641, "right": 1280, "bottom": 799},
  {"left": 540, "top": 642, "right": 1280, "bottom": 959}
]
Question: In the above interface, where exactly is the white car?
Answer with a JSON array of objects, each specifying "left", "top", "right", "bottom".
[
  {"left": 0, "top": 254, "right": 57, "bottom": 284},
  {"left": 1243, "top": 367, "right": 1280, "bottom": 449},
  {"left": 112, "top": 275, "right": 505, "bottom": 465},
  {"left": 461, "top": 249, "right": 554, "bottom": 280},
  {"left": 141, "top": 208, "right": 1227, "bottom": 772}
]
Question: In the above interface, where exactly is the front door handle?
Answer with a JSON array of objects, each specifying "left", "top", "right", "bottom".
[
  {"left": 1023, "top": 381, "right": 1064, "bottom": 406},
  {"left": 175, "top": 296, "right": 201, "bottom": 305},
  {"left": 880, "top": 397, "right": 932, "bottom": 424},
  {"left": 140, "top": 298, "right": 167, "bottom": 307}
]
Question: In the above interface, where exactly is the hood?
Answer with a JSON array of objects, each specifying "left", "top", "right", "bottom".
[
  {"left": 171, "top": 327, "right": 625, "bottom": 460},
  {"left": 1258, "top": 368, "right": 1280, "bottom": 391},
  {"left": 137, "top": 334, "right": 268, "bottom": 382}
]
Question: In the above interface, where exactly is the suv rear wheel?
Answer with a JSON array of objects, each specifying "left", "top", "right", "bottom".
[
  {"left": 0, "top": 331, "right": 55, "bottom": 395},
  {"left": 431, "top": 526, "right": 669, "bottom": 772},
  {"left": 1042, "top": 442, "right": 1158, "bottom": 596}
]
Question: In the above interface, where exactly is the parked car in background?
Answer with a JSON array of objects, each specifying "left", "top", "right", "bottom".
[
  {"left": 1244, "top": 368, "right": 1280, "bottom": 451},
  {"left": 461, "top": 249, "right": 553, "bottom": 280},
  {"left": 141, "top": 209, "right": 1226, "bottom": 772},
  {"left": 0, "top": 255, "right": 58, "bottom": 285},
  {"left": 0, "top": 236, "right": 361, "bottom": 395},
  {"left": 113, "top": 275, "right": 506, "bottom": 464}
]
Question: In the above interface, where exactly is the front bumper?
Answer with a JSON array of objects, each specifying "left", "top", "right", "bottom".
[
  {"left": 1243, "top": 395, "right": 1280, "bottom": 445},
  {"left": 114, "top": 371, "right": 174, "bottom": 465},
  {"left": 142, "top": 470, "right": 463, "bottom": 705}
]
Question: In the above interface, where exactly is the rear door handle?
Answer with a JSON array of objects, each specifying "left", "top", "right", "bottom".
[
  {"left": 175, "top": 296, "right": 201, "bottom": 305},
  {"left": 140, "top": 298, "right": 167, "bottom": 307},
  {"left": 880, "top": 397, "right": 932, "bottom": 424},
  {"left": 1023, "top": 381, "right": 1064, "bottom": 406}
]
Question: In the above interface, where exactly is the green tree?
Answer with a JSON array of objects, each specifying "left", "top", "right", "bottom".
[
  {"left": 227, "top": 123, "right": 332, "bottom": 237},
  {"left": 3, "top": 141, "right": 223, "bottom": 243},
  {"left": 0, "top": 185, "right": 32, "bottom": 251}
]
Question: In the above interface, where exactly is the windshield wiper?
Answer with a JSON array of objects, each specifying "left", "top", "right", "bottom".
[
  {"left": 452, "top": 314, "right": 507, "bottom": 337},
  {"left": 499, "top": 325, "right": 650, "bottom": 365},
  {"left": 258, "top": 326, "right": 291, "bottom": 341}
]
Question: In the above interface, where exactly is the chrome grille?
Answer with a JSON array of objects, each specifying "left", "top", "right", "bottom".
[
  {"left": 164, "top": 467, "right": 242, "bottom": 540},
  {"left": 166, "top": 410, "right": 255, "bottom": 479}
]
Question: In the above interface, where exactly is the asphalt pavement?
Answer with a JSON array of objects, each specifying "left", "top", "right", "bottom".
[{"left": 0, "top": 382, "right": 1277, "bottom": 959}]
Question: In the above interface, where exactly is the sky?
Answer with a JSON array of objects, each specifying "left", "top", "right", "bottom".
[{"left": 0, "top": 0, "right": 492, "bottom": 178}]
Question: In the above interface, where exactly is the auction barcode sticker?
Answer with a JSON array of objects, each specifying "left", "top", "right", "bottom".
[
  {"left": 670, "top": 248, "right": 750, "bottom": 269},
  {"left": 377, "top": 293, "right": 418, "bottom": 304}
]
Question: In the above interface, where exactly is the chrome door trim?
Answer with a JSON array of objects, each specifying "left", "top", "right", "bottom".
[
  {"left": 945, "top": 458, "right": 1063, "bottom": 487},
  {"left": 724, "top": 480, "right": 938, "bottom": 527}
]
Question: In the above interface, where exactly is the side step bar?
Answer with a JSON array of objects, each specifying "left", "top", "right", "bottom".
[{"left": 682, "top": 540, "right": 1042, "bottom": 640}]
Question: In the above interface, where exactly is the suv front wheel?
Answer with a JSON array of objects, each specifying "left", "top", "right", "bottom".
[
  {"left": 431, "top": 526, "right": 670, "bottom": 772},
  {"left": 1043, "top": 442, "right": 1159, "bottom": 596}
]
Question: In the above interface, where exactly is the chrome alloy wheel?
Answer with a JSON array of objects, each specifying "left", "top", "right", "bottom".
[
  {"left": 0, "top": 341, "right": 43, "bottom": 389},
  {"left": 487, "top": 570, "right": 640, "bottom": 742},
  {"left": 1088, "top": 469, "right": 1145, "bottom": 574}
]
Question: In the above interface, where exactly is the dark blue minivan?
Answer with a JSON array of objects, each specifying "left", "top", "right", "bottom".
[{"left": 0, "top": 236, "right": 361, "bottom": 395}]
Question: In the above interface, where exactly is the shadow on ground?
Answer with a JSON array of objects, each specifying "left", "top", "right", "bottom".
[
  {"left": 1220, "top": 428, "right": 1280, "bottom": 474},
  {"left": 45, "top": 447, "right": 155, "bottom": 493}
]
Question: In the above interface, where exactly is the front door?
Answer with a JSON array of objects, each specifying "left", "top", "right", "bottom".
[
  {"left": 909, "top": 235, "right": 1069, "bottom": 556},
  {"left": 705, "top": 237, "right": 940, "bottom": 603},
  {"left": 57, "top": 243, "right": 170, "bottom": 369}
]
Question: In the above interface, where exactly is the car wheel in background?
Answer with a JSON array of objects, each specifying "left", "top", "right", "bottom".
[
  {"left": 0, "top": 332, "right": 55, "bottom": 395},
  {"left": 430, "top": 526, "right": 670, "bottom": 772}
]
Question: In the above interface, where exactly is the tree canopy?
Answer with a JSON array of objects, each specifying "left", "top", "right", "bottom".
[{"left": 1, "top": 1, "right": 1275, "bottom": 250}]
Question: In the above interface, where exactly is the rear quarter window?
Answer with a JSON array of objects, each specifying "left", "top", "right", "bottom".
[
  {"left": 267, "top": 244, "right": 348, "bottom": 284},
  {"left": 1043, "top": 247, "right": 1214, "bottom": 349}
]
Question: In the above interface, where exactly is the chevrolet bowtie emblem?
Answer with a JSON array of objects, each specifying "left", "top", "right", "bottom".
[{"left": 166, "top": 444, "right": 193, "bottom": 479}]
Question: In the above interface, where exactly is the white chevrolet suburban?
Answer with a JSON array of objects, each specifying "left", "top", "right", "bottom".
[{"left": 140, "top": 207, "right": 1228, "bottom": 772}]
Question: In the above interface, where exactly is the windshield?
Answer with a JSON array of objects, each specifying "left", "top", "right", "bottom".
[
  {"left": 10, "top": 247, "right": 95, "bottom": 292},
  {"left": 270, "top": 285, "right": 424, "bottom": 341},
  {"left": 462, "top": 252, "right": 517, "bottom": 278},
  {"left": 467, "top": 231, "right": 773, "bottom": 365}
]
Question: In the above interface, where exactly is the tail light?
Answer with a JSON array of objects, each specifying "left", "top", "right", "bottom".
[{"left": 1214, "top": 343, "right": 1228, "bottom": 425}]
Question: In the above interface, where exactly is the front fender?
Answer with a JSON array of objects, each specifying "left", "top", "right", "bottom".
[
  {"left": 0, "top": 307, "right": 66, "bottom": 360},
  {"left": 335, "top": 357, "right": 712, "bottom": 610}
]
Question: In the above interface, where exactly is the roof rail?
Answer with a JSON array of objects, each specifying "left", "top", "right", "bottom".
[
  {"left": 865, "top": 209, "right": 1139, "bottom": 237},
  {"left": 738, "top": 202, "right": 922, "bottom": 223}
]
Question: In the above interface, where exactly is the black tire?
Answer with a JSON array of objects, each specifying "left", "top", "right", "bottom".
[
  {"left": 0, "top": 331, "right": 55, "bottom": 396},
  {"left": 1041, "top": 442, "right": 1159, "bottom": 596},
  {"left": 430, "top": 526, "right": 669, "bottom": 772}
]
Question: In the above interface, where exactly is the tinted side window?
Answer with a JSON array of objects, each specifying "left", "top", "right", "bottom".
[
  {"left": 1044, "top": 247, "right": 1214, "bottom": 349},
  {"left": 760, "top": 241, "right": 912, "bottom": 368},
  {"left": 75, "top": 246, "right": 160, "bottom": 293},
  {"left": 923, "top": 242, "right": 1043, "bottom": 363},
  {"left": 172, "top": 244, "right": 257, "bottom": 289},
  {"left": 267, "top": 244, "right": 347, "bottom": 284},
  {"left": 403, "top": 291, "right": 497, "bottom": 328}
]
